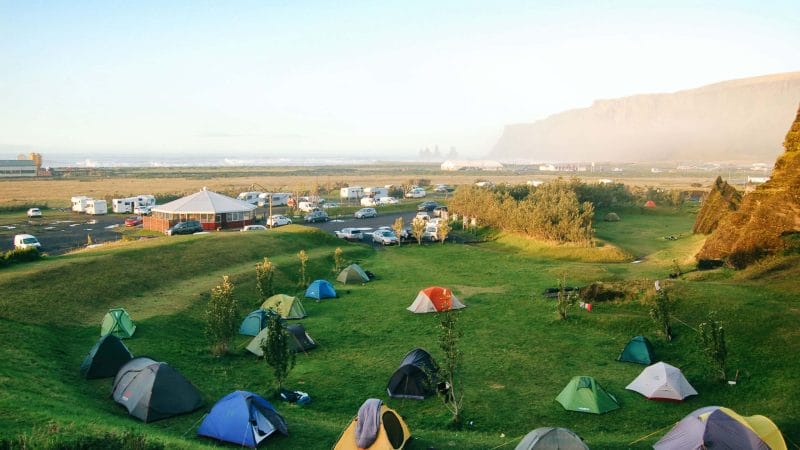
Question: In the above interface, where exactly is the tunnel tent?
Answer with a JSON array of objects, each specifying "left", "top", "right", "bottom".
[
  {"left": 100, "top": 308, "right": 137, "bottom": 339},
  {"left": 80, "top": 334, "right": 134, "bottom": 379},
  {"left": 197, "top": 390, "right": 288, "bottom": 448}
]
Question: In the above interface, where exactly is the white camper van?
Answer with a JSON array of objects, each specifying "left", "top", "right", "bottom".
[
  {"left": 135, "top": 195, "right": 156, "bottom": 208},
  {"left": 360, "top": 197, "right": 377, "bottom": 207},
  {"left": 364, "top": 187, "right": 389, "bottom": 198},
  {"left": 258, "top": 192, "right": 292, "bottom": 207},
  {"left": 85, "top": 199, "right": 108, "bottom": 215},
  {"left": 112, "top": 197, "right": 136, "bottom": 213},
  {"left": 237, "top": 192, "right": 261, "bottom": 204},
  {"left": 14, "top": 234, "right": 41, "bottom": 250},
  {"left": 340, "top": 186, "right": 364, "bottom": 200},
  {"left": 71, "top": 196, "right": 91, "bottom": 213}
]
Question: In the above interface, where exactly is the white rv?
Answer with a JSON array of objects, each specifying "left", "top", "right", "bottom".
[
  {"left": 237, "top": 192, "right": 261, "bottom": 204},
  {"left": 340, "top": 186, "right": 364, "bottom": 200},
  {"left": 360, "top": 197, "right": 377, "bottom": 207},
  {"left": 258, "top": 192, "right": 291, "bottom": 207},
  {"left": 112, "top": 197, "right": 136, "bottom": 213},
  {"left": 135, "top": 195, "right": 156, "bottom": 207},
  {"left": 85, "top": 199, "right": 108, "bottom": 215},
  {"left": 364, "top": 187, "right": 389, "bottom": 198},
  {"left": 71, "top": 196, "right": 91, "bottom": 212}
]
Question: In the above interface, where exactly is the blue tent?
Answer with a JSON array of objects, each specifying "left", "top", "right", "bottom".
[
  {"left": 239, "top": 309, "right": 277, "bottom": 336},
  {"left": 198, "top": 391, "right": 288, "bottom": 448},
  {"left": 305, "top": 280, "right": 336, "bottom": 300}
]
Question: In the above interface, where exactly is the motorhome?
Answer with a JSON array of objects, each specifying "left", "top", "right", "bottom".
[
  {"left": 112, "top": 197, "right": 136, "bottom": 213},
  {"left": 298, "top": 201, "right": 319, "bottom": 212},
  {"left": 237, "top": 192, "right": 261, "bottom": 204},
  {"left": 340, "top": 186, "right": 364, "bottom": 200},
  {"left": 85, "top": 199, "right": 108, "bottom": 215},
  {"left": 405, "top": 188, "right": 427, "bottom": 198},
  {"left": 71, "top": 196, "right": 91, "bottom": 212},
  {"left": 258, "top": 192, "right": 292, "bottom": 207},
  {"left": 360, "top": 197, "right": 377, "bottom": 207},
  {"left": 364, "top": 187, "right": 389, "bottom": 198},
  {"left": 135, "top": 195, "right": 156, "bottom": 208}
]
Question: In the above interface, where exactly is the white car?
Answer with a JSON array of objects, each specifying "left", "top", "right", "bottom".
[
  {"left": 322, "top": 202, "right": 340, "bottom": 209},
  {"left": 377, "top": 196, "right": 398, "bottom": 205},
  {"left": 134, "top": 205, "right": 151, "bottom": 215},
  {"left": 26, "top": 208, "right": 42, "bottom": 218},
  {"left": 372, "top": 229, "right": 399, "bottom": 245},
  {"left": 335, "top": 227, "right": 373, "bottom": 240},
  {"left": 415, "top": 211, "right": 430, "bottom": 221},
  {"left": 241, "top": 225, "right": 268, "bottom": 231},
  {"left": 267, "top": 215, "right": 292, "bottom": 227},
  {"left": 14, "top": 234, "right": 41, "bottom": 250},
  {"left": 405, "top": 188, "right": 426, "bottom": 198},
  {"left": 355, "top": 208, "right": 377, "bottom": 219}
]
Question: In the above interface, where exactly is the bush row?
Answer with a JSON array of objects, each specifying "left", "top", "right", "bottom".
[{"left": 0, "top": 247, "right": 42, "bottom": 268}]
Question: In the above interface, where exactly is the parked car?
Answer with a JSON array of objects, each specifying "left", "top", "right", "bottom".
[
  {"left": 433, "top": 206, "right": 448, "bottom": 217},
  {"left": 405, "top": 188, "right": 426, "bottom": 198},
  {"left": 241, "top": 225, "right": 267, "bottom": 231},
  {"left": 13, "top": 234, "right": 41, "bottom": 250},
  {"left": 304, "top": 210, "right": 329, "bottom": 223},
  {"left": 322, "top": 202, "right": 340, "bottom": 209},
  {"left": 26, "top": 208, "right": 42, "bottom": 218},
  {"left": 335, "top": 227, "right": 373, "bottom": 240},
  {"left": 417, "top": 201, "right": 439, "bottom": 212},
  {"left": 415, "top": 211, "right": 430, "bottom": 221},
  {"left": 124, "top": 216, "right": 143, "bottom": 227},
  {"left": 434, "top": 184, "right": 453, "bottom": 193},
  {"left": 166, "top": 220, "right": 203, "bottom": 235},
  {"left": 372, "top": 229, "right": 399, "bottom": 245},
  {"left": 377, "top": 196, "right": 398, "bottom": 205},
  {"left": 266, "top": 215, "right": 292, "bottom": 227},
  {"left": 422, "top": 224, "right": 439, "bottom": 241},
  {"left": 134, "top": 205, "right": 151, "bottom": 215},
  {"left": 355, "top": 207, "right": 378, "bottom": 219}
]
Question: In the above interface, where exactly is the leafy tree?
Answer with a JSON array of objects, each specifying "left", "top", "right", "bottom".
[
  {"left": 297, "top": 250, "right": 309, "bottom": 288},
  {"left": 412, "top": 218, "right": 426, "bottom": 245},
  {"left": 649, "top": 283, "right": 674, "bottom": 341},
  {"left": 438, "top": 219, "right": 452, "bottom": 244},
  {"left": 256, "top": 257, "right": 276, "bottom": 302},
  {"left": 333, "top": 247, "right": 345, "bottom": 274},
  {"left": 206, "top": 276, "right": 238, "bottom": 356},
  {"left": 438, "top": 310, "right": 464, "bottom": 427},
  {"left": 391, "top": 217, "right": 405, "bottom": 247},
  {"left": 698, "top": 312, "right": 728, "bottom": 383},
  {"left": 260, "top": 312, "right": 296, "bottom": 393}
]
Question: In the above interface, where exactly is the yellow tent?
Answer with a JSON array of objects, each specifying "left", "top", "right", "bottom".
[
  {"left": 334, "top": 404, "right": 410, "bottom": 450},
  {"left": 701, "top": 407, "right": 786, "bottom": 450},
  {"left": 261, "top": 294, "right": 306, "bottom": 319}
]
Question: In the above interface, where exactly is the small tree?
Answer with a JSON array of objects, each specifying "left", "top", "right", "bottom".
[
  {"left": 437, "top": 220, "right": 452, "bottom": 244},
  {"left": 260, "top": 312, "right": 296, "bottom": 393},
  {"left": 206, "top": 276, "right": 238, "bottom": 356},
  {"left": 297, "top": 250, "right": 309, "bottom": 288},
  {"left": 649, "top": 283, "right": 675, "bottom": 341},
  {"left": 556, "top": 276, "right": 575, "bottom": 320},
  {"left": 698, "top": 312, "right": 728, "bottom": 382},
  {"left": 391, "top": 217, "right": 405, "bottom": 247},
  {"left": 438, "top": 309, "right": 464, "bottom": 427},
  {"left": 412, "top": 218, "right": 426, "bottom": 245},
  {"left": 333, "top": 247, "right": 345, "bottom": 274},
  {"left": 256, "top": 257, "right": 276, "bottom": 302}
]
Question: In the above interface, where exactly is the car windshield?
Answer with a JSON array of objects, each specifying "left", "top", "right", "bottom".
[{"left": 23, "top": 238, "right": 38, "bottom": 244}]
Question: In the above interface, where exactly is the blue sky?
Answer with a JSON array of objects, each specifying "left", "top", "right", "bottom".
[{"left": 1, "top": 0, "right": 798, "bottom": 159}]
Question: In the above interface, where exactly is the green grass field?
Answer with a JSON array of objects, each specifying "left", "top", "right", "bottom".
[{"left": 0, "top": 209, "right": 797, "bottom": 449}]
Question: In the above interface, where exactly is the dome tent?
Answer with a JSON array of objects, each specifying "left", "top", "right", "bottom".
[
  {"left": 337, "top": 264, "right": 370, "bottom": 284},
  {"left": 239, "top": 309, "right": 275, "bottom": 336},
  {"left": 387, "top": 348, "right": 439, "bottom": 399},
  {"left": 407, "top": 286, "right": 465, "bottom": 314},
  {"left": 80, "top": 334, "right": 134, "bottom": 379},
  {"left": 247, "top": 323, "right": 317, "bottom": 356},
  {"left": 197, "top": 390, "right": 288, "bottom": 448},
  {"left": 617, "top": 336, "right": 656, "bottom": 365},
  {"left": 305, "top": 279, "right": 336, "bottom": 300},
  {"left": 654, "top": 406, "right": 787, "bottom": 450},
  {"left": 626, "top": 362, "right": 698, "bottom": 401},
  {"left": 515, "top": 427, "right": 588, "bottom": 450},
  {"left": 334, "top": 399, "right": 410, "bottom": 450},
  {"left": 101, "top": 308, "right": 137, "bottom": 339},
  {"left": 555, "top": 376, "right": 620, "bottom": 414},
  {"left": 112, "top": 357, "right": 203, "bottom": 422},
  {"left": 261, "top": 294, "right": 306, "bottom": 319},
  {"left": 604, "top": 212, "right": 620, "bottom": 222}
]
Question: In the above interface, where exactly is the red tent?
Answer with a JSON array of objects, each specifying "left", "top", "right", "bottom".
[
  {"left": 406, "top": 286, "right": 466, "bottom": 313},
  {"left": 644, "top": 200, "right": 657, "bottom": 208}
]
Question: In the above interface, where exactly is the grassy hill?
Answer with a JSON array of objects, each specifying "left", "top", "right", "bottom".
[{"left": 0, "top": 213, "right": 797, "bottom": 449}]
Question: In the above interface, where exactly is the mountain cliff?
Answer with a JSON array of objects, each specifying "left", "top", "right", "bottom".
[
  {"left": 491, "top": 72, "right": 800, "bottom": 162},
  {"left": 696, "top": 104, "right": 800, "bottom": 268},
  {"left": 693, "top": 176, "right": 742, "bottom": 235}
]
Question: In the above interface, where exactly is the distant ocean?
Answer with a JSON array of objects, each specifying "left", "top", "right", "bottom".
[{"left": 41, "top": 153, "right": 413, "bottom": 168}]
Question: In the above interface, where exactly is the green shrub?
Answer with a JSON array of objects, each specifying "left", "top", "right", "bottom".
[
  {"left": 206, "top": 275, "right": 238, "bottom": 356},
  {"left": 0, "top": 247, "right": 42, "bottom": 268}
]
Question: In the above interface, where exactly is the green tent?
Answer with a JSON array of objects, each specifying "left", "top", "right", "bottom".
[
  {"left": 617, "top": 335, "right": 656, "bottom": 365},
  {"left": 261, "top": 294, "right": 306, "bottom": 319},
  {"left": 247, "top": 324, "right": 317, "bottom": 356},
  {"left": 555, "top": 376, "right": 620, "bottom": 414},
  {"left": 336, "top": 264, "right": 369, "bottom": 284},
  {"left": 101, "top": 308, "right": 137, "bottom": 339}
]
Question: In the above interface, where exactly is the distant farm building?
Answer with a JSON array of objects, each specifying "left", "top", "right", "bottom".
[
  {"left": 143, "top": 188, "right": 256, "bottom": 233},
  {"left": 0, "top": 159, "right": 37, "bottom": 178},
  {"left": 441, "top": 160, "right": 503, "bottom": 171}
]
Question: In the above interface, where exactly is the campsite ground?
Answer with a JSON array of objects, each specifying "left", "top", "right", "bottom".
[{"left": 0, "top": 203, "right": 797, "bottom": 449}]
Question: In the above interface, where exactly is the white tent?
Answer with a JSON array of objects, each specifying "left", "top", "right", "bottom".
[
  {"left": 626, "top": 362, "right": 698, "bottom": 401},
  {"left": 406, "top": 286, "right": 466, "bottom": 314}
]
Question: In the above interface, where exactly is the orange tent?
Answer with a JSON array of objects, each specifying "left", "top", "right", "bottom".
[
  {"left": 406, "top": 286, "right": 466, "bottom": 313},
  {"left": 644, "top": 200, "right": 657, "bottom": 208}
]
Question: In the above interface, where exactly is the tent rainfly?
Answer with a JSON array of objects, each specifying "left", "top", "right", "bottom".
[
  {"left": 112, "top": 357, "right": 203, "bottom": 422},
  {"left": 617, "top": 336, "right": 656, "bottom": 365},
  {"left": 261, "top": 294, "right": 306, "bottom": 319},
  {"left": 407, "top": 286, "right": 465, "bottom": 313},
  {"left": 654, "top": 406, "right": 787, "bottom": 450},
  {"left": 334, "top": 399, "right": 411, "bottom": 450},
  {"left": 101, "top": 308, "right": 137, "bottom": 339},
  {"left": 626, "top": 362, "right": 698, "bottom": 401},
  {"left": 555, "top": 376, "right": 620, "bottom": 414},
  {"left": 515, "top": 427, "right": 589, "bottom": 450},
  {"left": 387, "top": 348, "right": 439, "bottom": 399},
  {"left": 197, "top": 391, "right": 288, "bottom": 448},
  {"left": 337, "top": 264, "right": 370, "bottom": 284},
  {"left": 80, "top": 334, "right": 134, "bottom": 379}
]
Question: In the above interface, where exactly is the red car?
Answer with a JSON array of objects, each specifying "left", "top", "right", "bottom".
[{"left": 124, "top": 216, "right": 143, "bottom": 227}]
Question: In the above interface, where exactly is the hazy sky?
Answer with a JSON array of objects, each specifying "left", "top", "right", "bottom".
[{"left": 1, "top": 0, "right": 799, "bottom": 159}]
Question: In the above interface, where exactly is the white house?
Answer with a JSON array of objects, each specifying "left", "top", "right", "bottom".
[{"left": 441, "top": 160, "right": 503, "bottom": 171}]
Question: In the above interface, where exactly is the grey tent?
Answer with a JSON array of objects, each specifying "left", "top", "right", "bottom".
[
  {"left": 80, "top": 334, "right": 134, "bottom": 379},
  {"left": 387, "top": 348, "right": 439, "bottom": 400},
  {"left": 246, "top": 323, "right": 317, "bottom": 356},
  {"left": 515, "top": 427, "right": 589, "bottom": 450},
  {"left": 337, "top": 264, "right": 369, "bottom": 284},
  {"left": 112, "top": 357, "right": 203, "bottom": 422},
  {"left": 604, "top": 212, "right": 620, "bottom": 222},
  {"left": 654, "top": 406, "right": 786, "bottom": 450}
]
